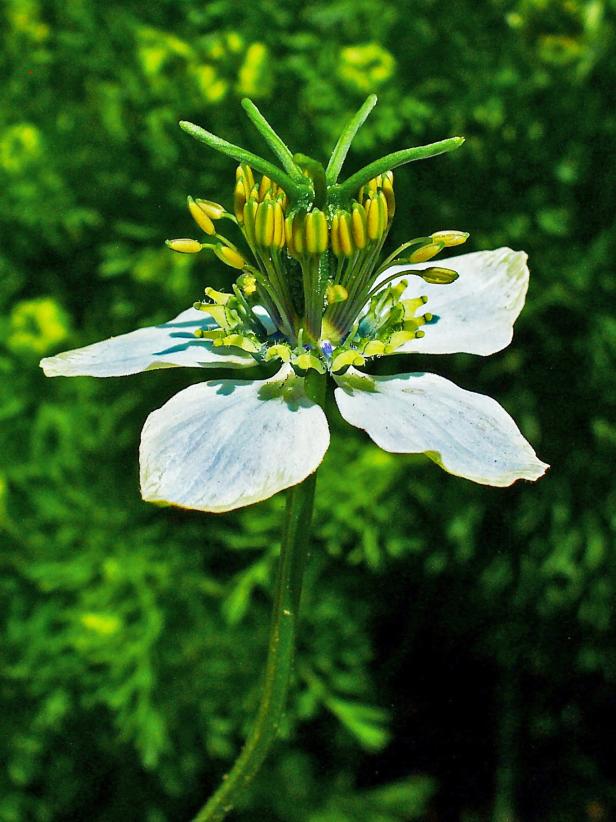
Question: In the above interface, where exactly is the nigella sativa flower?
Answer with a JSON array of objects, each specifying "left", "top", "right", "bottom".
[{"left": 41, "top": 96, "right": 548, "bottom": 512}]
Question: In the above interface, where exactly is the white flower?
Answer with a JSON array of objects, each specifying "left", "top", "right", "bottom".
[
  {"left": 41, "top": 247, "right": 548, "bottom": 511},
  {"left": 41, "top": 99, "right": 548, "bottom": 510}
]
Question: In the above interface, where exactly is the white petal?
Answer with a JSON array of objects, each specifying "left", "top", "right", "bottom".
[
  {"left": 334, "top": 369, "right": 548, "bottom": 486},
  {"left": 378, "top": 248, "right": 529, "bottom": 355},
  {"left": 40, "top": 308, "right": 255, "bottom": 377},
  {"left": 140, "top": 365, "right": 330, "bottom": 512}
]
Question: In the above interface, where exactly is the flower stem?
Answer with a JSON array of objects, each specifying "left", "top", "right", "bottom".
[{"left": 192, "top": 374, "right": 327, "bottom": 822}]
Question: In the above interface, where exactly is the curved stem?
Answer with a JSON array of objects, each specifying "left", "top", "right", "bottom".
[{"left": 192, "top": 374, "right": 326, "bottom": 822}]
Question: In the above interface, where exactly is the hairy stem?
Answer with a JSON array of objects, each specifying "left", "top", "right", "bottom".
[{"left": 192, "top": 374, "right": 327, "bottom": 822}]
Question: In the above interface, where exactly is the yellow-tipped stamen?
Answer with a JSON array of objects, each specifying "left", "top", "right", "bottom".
[
  {"left": 419, "top": 266, "right": 459, "bottom": 284},
  {"left": 382, "top": 173, "right": 395, "bottom": 219},
  {"left": 195, "top": 199, "right": 226, "bottom": 220},
  {"left": 255, "top": 201, "right": 275, "bottom": 248},
  {"left": 188, "top": 196, "right": 216, "bottom": 235},
  {"left": 409, "top": 241, "right": 444, "bottom": 263},
  {"left": 351, "top": 202, "right": 368, "bottom": 249},
  {"left": 305, "top": 209, "right": 328, "bottom": 254},
  {"left": 331, "top": 213, "right": 341, "bottom": 256},
  {"left": 338, "top": 211, "right": 354, "bottom": 256},
  {"left": 166, "top": 238, "right": 203, "bottom": 254},
  {"left": 431, "top": 230, "right": 469, "bottom": 247},
  {"left": 259, "top": 175, "right": 273, "bottom": 200},
  {"left": 242, "top": 200, "right": 258, "bottom": 246},
  {"left": 234, "top": 179, "right": 247, "bottom": 223},
  {"left": 214, "top": 245, "right": 247, "bottom": 270},
  {"left": 326, "top": 284, "right": 348, "bottom": 304},
  {"left": 285, "top": 215, "right": 295, "bottom": 255}
]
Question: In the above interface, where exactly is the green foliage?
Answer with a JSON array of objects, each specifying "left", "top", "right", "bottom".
[{"left": 1, "top": 0, "right": 615, "bottom": 819}]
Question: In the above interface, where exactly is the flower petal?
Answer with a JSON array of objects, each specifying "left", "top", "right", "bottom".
[
  {"left": 140, "top": 365, "right": 330, "bottom": 512},
  {"left": 40, "top": 308, "right": 255, "bottom": 377},
  {"left": 334, "top": 368, "right": 548, "bottom": 486},
  {"left": 379, "top": 248, "right": 529, "bottom": 355}
]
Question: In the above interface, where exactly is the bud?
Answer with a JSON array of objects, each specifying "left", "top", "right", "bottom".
[
  {"left": 165, "top": 238, "right": 203, "bottom": 254},
  {"left": 195, "top": 199, "right": 226, "bottom": 220},
  {"left": 419, "top": 266, "right": 459, "bottom": 284},
  {"left": 430, "top": 230, "right": 469, "bottom": 247},
  {"left": 409, "top": 241, "right": 444, "bottom": 263},
  {"left": 214, "top": 245, "right": 247, "bottom": 270},
  {"left": 187, "top": 196, "right": 215, "bottom": 235}
]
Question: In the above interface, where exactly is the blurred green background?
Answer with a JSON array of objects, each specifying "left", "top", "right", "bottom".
[{"left": 1, "top": 0, "right": 615, "bottom": 819}]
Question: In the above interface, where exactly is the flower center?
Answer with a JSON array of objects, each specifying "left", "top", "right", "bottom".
[{"left": 165, "top": 97, "right": 468, "bottom": 375}]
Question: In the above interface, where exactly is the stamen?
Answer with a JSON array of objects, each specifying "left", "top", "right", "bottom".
[{"left": 165, "top": 238, "right": 203, "bottom": 254}]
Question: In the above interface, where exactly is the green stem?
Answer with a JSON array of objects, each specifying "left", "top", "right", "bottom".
[
  {"left": 179, "top": 120, "right": 304, "bottom": 199},
  {"left": 192, "top": 374, "right": 326, "bottom": 822},
  {"left": 331, "top": 136, "right": 465, "bottom": 202},
  {"left": 241, "top": 99, "right": 306, "bottom": 182},
  {"left": 325, "top": 94, "right": 378, "bottom": 184}
]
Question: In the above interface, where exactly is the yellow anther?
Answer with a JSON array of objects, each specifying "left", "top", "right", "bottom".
[
  {"left": 195, "top": 199, "right": 226, "bottom": 220},
  {"left": 238, "top": 274, "right": 257, "bottom": 296},
  {"left": 331, "top": 213, "right": 341, "bottom": 256},
  {"left": 382, "top": 174, "right": 395, "bottom": 219},
  {"left": 237, "top": 163, "right": 254, "bottom": 192},
  {"left": 255, "top": 201, "right": 275, "bottom": 247},
  {"left": 214, "top": 245, "right": 247, "bottom": 270},
  {"left": 409, "top": 241, "right": 444, "bottom": 263},
  {"left": 351, "top": 203, "right": 367, "bottom": 249},
  {"left": 234, "top": 179, "right": 247, "bottom": 223},
  {"left": 292, "top": 215, "right": 305, "bottom": 254},
  {"left": 165, "top": 238, "right": 203, "bottom": 254},
  {"left": 305, "top": 209, "right": 328, "bottom": 254},
  {"left": 330, "top": 349, "right": 366, "bottom": 373},
  {"left": 419, "top": 266, "right": 459, "bottom": 284},
  {"left": 431, "top": 230, "right": 469, "bottom": 247},
  {"left": 242, "top": 199, "right": 258, "bottom": 246},
  {"left": 204, "top": 286, "right": 232, "bottom": 304},
  {"left": 402, "top": 296, "right": 429, "bottom": 319},
  {"left": 293, "top": 352, "right": 326, "bottom": 374},
  {"left": 384, "top": 329, "right": 417, "bottom": 353},
  {"left": 264, "top": 343, "right": 292, "bottom": 363},
  {"left": 362, "top": 340, "right": 387, "bottom": 356},
  {"left": 259, "top": 175, "right": 273, "bottom": 200},
  {"left": 272, "top": 201, "right": 285, "bottom": 249},
  {"left": 326, "top": 284, "right": 348, "bottom": 304},
  {"left": 338, "top": 211, "right": 353, "bottom": 256},
  {"left": 285, "top": 215, "right": 295, "bottom": 254},
  {"left": 366, "top": 194, "right": 382, "bottom": 241},
  {"left": 188, "top": 196, "right": 216, "bottom": 235},
  {"left": 216, "top": 333, "right": 260, "bottom": 353}
]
